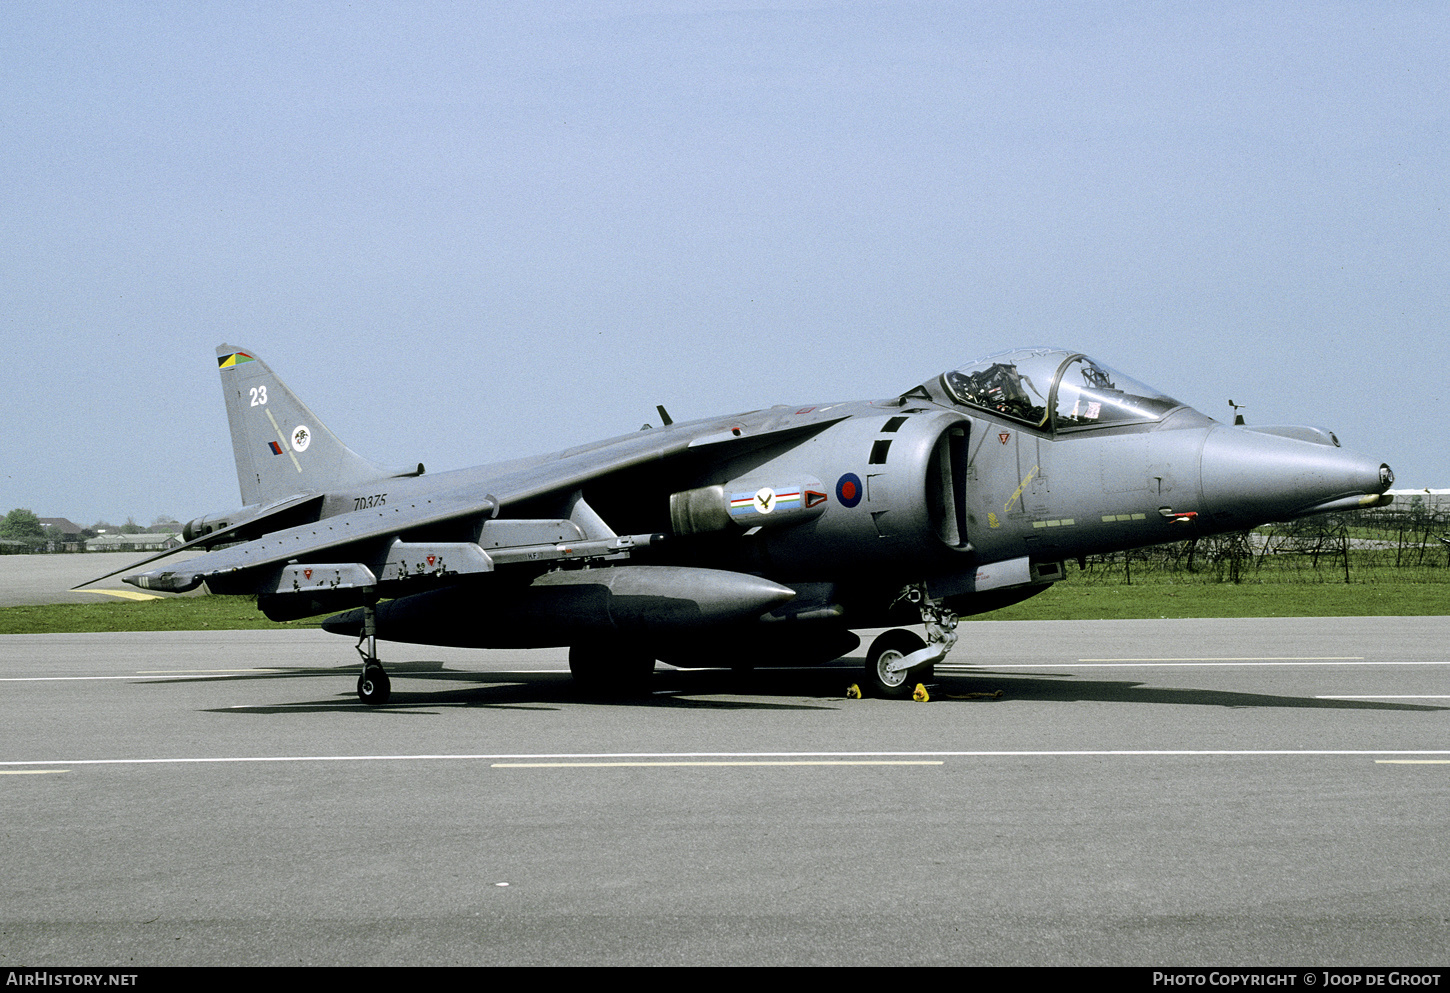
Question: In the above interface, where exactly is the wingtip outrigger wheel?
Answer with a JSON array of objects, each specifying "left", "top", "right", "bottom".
[{"left": 354, "top": 588, "right": 391, "bottom": 706}]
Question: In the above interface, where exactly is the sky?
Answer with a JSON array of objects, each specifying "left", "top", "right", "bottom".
[{"left": 3, "top": 1, "right": 1446, "bottom": 526}]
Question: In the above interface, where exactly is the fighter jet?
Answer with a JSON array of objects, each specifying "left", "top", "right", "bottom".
[{"left": 109, "top": 345, "right": 1393, "bottom": 703}]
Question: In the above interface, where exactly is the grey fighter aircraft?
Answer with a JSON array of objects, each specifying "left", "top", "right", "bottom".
[{"left": 108, "top": 345, "right": 1393, "bottom": 704}]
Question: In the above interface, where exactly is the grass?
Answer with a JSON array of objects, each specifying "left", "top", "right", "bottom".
[
  {"left": 0, "top": 575, "right": 1444, "bottom": 635},
  {"left": 0, "top": 596, "right": 324, "bottom": 635},
  {"left": 982, "top": 579, "right": 1448, "bottom": 621}
]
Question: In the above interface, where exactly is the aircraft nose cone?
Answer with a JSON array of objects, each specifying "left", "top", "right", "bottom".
[{"left": 1198, "top": 427, "right": 1392, "bottom": 526}]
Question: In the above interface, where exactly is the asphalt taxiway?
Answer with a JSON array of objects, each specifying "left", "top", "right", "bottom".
[
  {"left": 2, "top": 616, "right": 1447, "bottom": 966},
  {"left": 0, "top": 552, "right": 205, "bottom": 607}
]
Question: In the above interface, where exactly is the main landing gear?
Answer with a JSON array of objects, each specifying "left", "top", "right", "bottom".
[
  {"left": 354, "top": 591, "right": 391, "bottom": 706},
  {"left": 862, "top": 588, "right": 959, "bottom": 699}
]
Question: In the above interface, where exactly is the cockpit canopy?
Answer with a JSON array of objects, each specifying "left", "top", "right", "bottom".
[{"left": 939, "top": 348, "right": 1183, "bottom": 433}]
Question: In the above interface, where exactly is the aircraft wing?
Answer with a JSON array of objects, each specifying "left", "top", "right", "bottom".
[
  {"left": 74, "top": 493, "right": 326, "bottom": 591},
  {"left": 463, "top": 409, "right": 850, "bottom": 508},
  {"left": 126, "top": 410, "right": 848, "bottom": 596},
  {"left": 125, "top": 491, "right": 503, "bottom": 594}
]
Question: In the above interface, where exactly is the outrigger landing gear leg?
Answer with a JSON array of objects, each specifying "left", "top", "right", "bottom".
[
  {"left": 354, "top": 589, "right": 391, "bottom": 706},
  {"left": 863, "top": 586, "right": 960, "bottom": 699}
]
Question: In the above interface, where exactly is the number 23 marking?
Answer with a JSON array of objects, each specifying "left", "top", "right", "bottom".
[{"left": 250, "top": 386, "right": 268, "bottom": 406}]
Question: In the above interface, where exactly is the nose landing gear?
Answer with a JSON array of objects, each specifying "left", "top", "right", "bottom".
[{"left": 863, "top": 587, "right": 959, "bottom": 699}]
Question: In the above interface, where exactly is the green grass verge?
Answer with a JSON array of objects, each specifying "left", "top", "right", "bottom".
[
  {"left": 0, "top": 596, "right": 323, "bottom": 634},
  {"left": 0, "top": 578, "right": 1444, "bottom": 635},
  {"left": 982, "top": 580, "right": 1447, "bottom": 621}
]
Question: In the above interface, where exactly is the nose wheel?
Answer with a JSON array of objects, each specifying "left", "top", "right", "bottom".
[
  {"left": 862, "top": 586, "right": 959, "bottom": 698},
  {"left": 865, "top": 630, "right": 930, "bottom": 699}
]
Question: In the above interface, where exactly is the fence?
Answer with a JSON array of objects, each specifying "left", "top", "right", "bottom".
[{"left": 1075, "top": 505, "right": 1450, "bottom": 585}]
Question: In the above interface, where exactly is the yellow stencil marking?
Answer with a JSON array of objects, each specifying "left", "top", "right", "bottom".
[{"left": 1004, "top": 465, "right": 1038, "bottom": 513}]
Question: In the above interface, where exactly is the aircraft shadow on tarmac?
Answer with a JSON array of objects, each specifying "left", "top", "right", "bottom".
[
  {"left": 193, "top": 660, "right": 852, "bottom": 713},
  {"left": 163, "top": 658, "right": 1450, "bottom": 715},
  {"left": 958, "top": 672, "right": 1448, "bottom": 712}
]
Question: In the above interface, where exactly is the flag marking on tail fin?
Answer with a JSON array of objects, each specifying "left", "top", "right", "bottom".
[
  {"left": 264, "top": 408, "right": 304, "bottom": 472},
  {"left": 218, "top": 352, "right": 255, "bottom": 368}
]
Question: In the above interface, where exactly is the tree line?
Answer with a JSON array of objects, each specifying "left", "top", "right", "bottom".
[{"left": 0, "top": 509, "right": 182, "bottom": 552}]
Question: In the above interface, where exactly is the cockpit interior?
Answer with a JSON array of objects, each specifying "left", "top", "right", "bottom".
[{"left": 939, "top": 348, "right": 1184, "bottom": 434}]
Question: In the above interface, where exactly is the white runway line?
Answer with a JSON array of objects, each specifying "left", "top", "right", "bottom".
[
  {"left": 0, "top": 769, "right": 69, "bottom": 774},
  {"left": 1317, "top": 694, "right": 1450, "bottom": 700},
  {"left": 0, "top": 668, "right": 567, "bottom": 682},
  {"left": 492, "top": 760, "right": 946, "bottom": 768},
  {"left": 942, "top": 659, "right": 1450, "bottom": 669},
  {"left": 0, "top": 674, "right": 256, "bottom": 682},
  {"left": 2, "top": 749, "right": 1449, "bottom": 769},
  {"left": 1078, "top": 657, "right": 1365, "bottom": 662}
]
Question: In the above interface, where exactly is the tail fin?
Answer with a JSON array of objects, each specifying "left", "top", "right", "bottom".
[{"left": 216, "top": 344, "right": 402, "bottom": 505}]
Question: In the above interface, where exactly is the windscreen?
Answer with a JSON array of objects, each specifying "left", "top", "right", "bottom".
[{"left": 1051, "top": 356, "right": 1182, "bottom": 429}]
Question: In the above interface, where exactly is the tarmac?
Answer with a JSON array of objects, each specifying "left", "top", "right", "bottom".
[
  {"left": 0, "top": 551, "right": 206, "bottom": 607},
  {"left": 3, "top": 615, "right": 1447, "bottom": 966}
]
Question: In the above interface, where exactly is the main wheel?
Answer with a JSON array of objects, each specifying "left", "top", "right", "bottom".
[
  {"left": 864, "top": 629, "right": 930, "bottom": 699},
  {"left": 357, "top": 666, "right": 391, "bottom": 706},
  {"left": 569, "top": 642, "right": 655, "bottom": 697}
]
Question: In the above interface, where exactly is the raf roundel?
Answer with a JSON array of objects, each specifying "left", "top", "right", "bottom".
[
  {"left": 836, "top": 472, "right": 863, "bottom": 508},
  {"left": 291, "top": 425, "right": 311, "bottom": 452}
]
